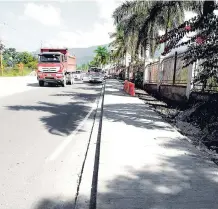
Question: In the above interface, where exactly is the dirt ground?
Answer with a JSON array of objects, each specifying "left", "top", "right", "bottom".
[{"left": 135, "top": 88, "right": 218, "bottom": 164}]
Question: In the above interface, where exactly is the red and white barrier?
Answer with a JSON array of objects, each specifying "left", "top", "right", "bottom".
[{"left": 123, "top": 80, "right": 135, "bottom": 96}]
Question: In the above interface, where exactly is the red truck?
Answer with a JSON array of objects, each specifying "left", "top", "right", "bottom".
[{"left": 37, "top": 48, "right": 76, "bottom": 87}]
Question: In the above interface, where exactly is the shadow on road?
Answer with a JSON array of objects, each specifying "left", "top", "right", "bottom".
[
  {"left": 50, "top": 91, "right": 100, "bottom": 103},
  {"left": 6, "top": 81, "right": 103, "bottom": 137},
  {"left": 74, "top": 84, "right": 103, "bottom": 92},
  {"left": 26, "top": 83, "right": 40, "bottom": 87},
  {"left": 103, "top": 102, "right": 174, "bottom": 131},
  {"left": 102, "top": 81, "right": 173, "bottom": 131},
  {"left": 6, "top": 101, "right": 92, "bottom": 136},
  {"left": 26, "top": 83, "right": 66, "bottom": 88}
]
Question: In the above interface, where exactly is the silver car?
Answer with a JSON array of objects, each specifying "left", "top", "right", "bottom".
[{"left": 89, "top": 72, "right": 104, "bottom": 83}]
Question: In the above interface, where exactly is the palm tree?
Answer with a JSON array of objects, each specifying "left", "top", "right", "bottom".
[
  {"left": 93, "top": 46, "right": 109, "bottom": 69},
  {"left": 112, "top": 1, "right": 202, "bottom": 61},
  {"left": 109, "top": 25, "right": 128, "bottom": 65}
]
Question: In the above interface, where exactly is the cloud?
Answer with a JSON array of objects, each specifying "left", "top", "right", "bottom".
[
  {"left": 97, "top": 0, "right": 117, "bottom": 20},
  {"left": 24, "top": 3, "right": 61, "bottom": 26},
  {"left": 43, "top": 0, "right": 121, "bottom": 48},
  {"left": 44, "top": 21, "right": 115, "bottom": 48}
]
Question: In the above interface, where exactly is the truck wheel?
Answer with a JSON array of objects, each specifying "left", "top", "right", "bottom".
[{"left": 39, "top": 80, "right": 44, "bottom": 87}]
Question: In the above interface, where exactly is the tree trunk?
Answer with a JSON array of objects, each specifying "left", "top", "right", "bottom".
[
  {"left": 143, "top": 43, "right": 151, "bottom": 85},
  {"left": 164, "top": 8, "right": 171, "bottom": 49}
]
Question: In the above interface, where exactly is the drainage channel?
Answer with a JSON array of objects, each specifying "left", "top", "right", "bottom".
[
  {"left": 89, "top": 80, "right": 106, "bottom": 209},
  {"left": 73, "top": 81, "right": 106, "bottom": 209}
]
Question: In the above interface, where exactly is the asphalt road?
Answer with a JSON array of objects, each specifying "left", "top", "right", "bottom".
[{"left": 0, "top": 80, "right": 103, "bottom": 209}]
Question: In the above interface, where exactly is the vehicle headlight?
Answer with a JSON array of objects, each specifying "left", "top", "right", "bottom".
[{"left": 38, "top": 67, "right": 43, "bottom": 72}]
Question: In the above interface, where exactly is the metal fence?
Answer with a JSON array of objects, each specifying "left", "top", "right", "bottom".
[
  {"left": 192, "top": 60, "right": 218, "bottom": 92},
  {"left": 145, "top": 52, "right": 189, "bottom": 86},
  {"left": 161, "top": 55, "right": 175, "bottom": 84},
  {"left": 148, "top": 62, "right": 159, "bottom": 83},
  {"left": 145, "top": 51, "right": 218, "bottom": 92},
  {"left": 160, "top": 52, "right": 190, "bottom": 86},
  {"left": 175, "top": 53, "right": 191, "bottom": 85}
]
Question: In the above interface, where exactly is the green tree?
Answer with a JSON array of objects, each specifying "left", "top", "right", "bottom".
[
  {"left": 93, "top": 46, "right": 110, "bottom": 68},
  {"left": 3, "top": 48, "right": 18, "bottom": 66},
  {"left": 77, "top": 63, "right": 89, "bottom": 70},
  {"left": 16, "top": 51, "right": 36, "bottom": 65},
  {"left": 89, "top": 58, "right": 99, "bottom": 67},
  {"left": 109, "top": 25, "right": 128, "bottom": 65},
  {"left": 26, "top": 61, "right": 37, "bottom": 69}
]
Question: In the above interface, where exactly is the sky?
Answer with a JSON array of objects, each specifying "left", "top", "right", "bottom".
[
  {"left": 0, "top": 0, "right": 122, "bottom": 51},
  {"left": 0, "top": 1, "right": 199, "bottom": 52}
]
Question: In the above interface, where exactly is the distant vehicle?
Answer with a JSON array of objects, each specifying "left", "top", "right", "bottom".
[
  {"left": 88, "top": 67, "right": 104, "bottom": 83},
  {"left": 37, "top": 48, "right": 76, "bottom": 87},
  {"left": 73, "top": 70, "right": 82, "bottom": 80},
  {"left": 103, "top": 70, "right": 110, "bottom": 79},
  {"left": 82, "top": 71, "right": 91, "bottom": 82},
  {"left": 66, "top": 71, "right": 75, "bottom": 85}
]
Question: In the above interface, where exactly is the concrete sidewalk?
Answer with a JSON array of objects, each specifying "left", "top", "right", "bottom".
[{"left": 97, "top": 79, "right": 218, "bottom": 209}]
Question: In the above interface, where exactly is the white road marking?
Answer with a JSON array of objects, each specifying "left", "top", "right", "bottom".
[{"left": 46, "top": 99, "right": 98, "bottom": 162}]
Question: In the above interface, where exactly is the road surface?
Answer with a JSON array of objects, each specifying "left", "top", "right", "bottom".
[{"left": 0, "top": 78, "right": 103, "bottom": 209}]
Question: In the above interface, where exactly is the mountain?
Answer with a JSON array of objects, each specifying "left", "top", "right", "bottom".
[
  {"left": 33, "top": 44, "right": 109, "bottom": 66},
  {"left": 69, "top": 44, "right": 108, "bottom": 65}
]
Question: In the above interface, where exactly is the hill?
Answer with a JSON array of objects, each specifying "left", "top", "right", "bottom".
[{"left": 71, "top": 44, "right": 109, "bottom": 65}]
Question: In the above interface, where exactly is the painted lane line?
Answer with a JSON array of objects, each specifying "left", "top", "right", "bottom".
[{"left": 46, "top": 99, "right": 98, "bottom": 162}]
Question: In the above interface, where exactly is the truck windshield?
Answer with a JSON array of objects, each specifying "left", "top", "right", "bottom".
[{"left": 39, "top": 54, "right": 61, "bottom": 63}]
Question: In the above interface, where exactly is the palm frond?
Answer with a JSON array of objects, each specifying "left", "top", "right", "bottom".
[{"left": 113, "top": 1, "right": 138, "bottom": 24}]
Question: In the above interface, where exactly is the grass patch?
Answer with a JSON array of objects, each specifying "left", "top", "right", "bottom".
[{"left": 0, "top": 67, "right": 33, "bottom": 77}]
